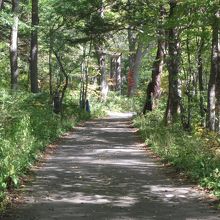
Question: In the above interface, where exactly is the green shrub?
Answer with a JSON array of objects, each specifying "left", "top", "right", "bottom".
[
  {"left": 134, "top": 111, "right": 220, "bottom": 197},
  {"left": 0, "top": 90, "right": 89, "bottom": 204}
]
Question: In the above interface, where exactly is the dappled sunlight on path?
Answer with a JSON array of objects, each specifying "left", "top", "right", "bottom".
[{"left": 1, "top": 112, "right": 220, "bottom": 220}]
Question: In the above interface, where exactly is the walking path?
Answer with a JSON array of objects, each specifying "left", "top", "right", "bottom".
[{"left": 1, "top": 113, "right": 220, "bottom": 220}]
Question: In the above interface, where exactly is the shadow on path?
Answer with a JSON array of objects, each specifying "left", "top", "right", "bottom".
[{"left": 1, "top": 113, "right": 220, "bottom": 220}]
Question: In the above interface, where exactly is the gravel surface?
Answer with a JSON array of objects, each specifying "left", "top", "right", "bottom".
[{"left": 1, "top": 112, "right": 220, "bottom": 220}]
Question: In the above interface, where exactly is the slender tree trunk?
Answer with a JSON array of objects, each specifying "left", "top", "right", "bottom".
[
  {"left": 97, "top": 48, "right": 108, "bottom": 101},
  {"left": 49, "top": 32, "right": 53, "bottom": 96},
  {"left": 184, "top": 35, "right": 192, "bottom": 130},
  {"left": 53, "top": 51, "right": 69, "bottom": 115},
  {"left": 10, "top": 0, "right": 19, "bottom": 90},
  {"left": 115, "top": 55, "right": 122, "bottom": 93},
  {"left": 0, "top": 0, "right": 4, "bottom": 10},
  {"left": 143, "top": 5, "right": 165, "bottom": 114},
  {"left": 197, "top": 31, "right": 205, "bottom": 125},
  {"left": 215, "top": 12, "right": 220, "bottom": 132},
  {"left": 95, "top": 1, "right": 108, "bottom": 101},
  {"left": 127, "top": 28, "right": 143, "bottom": 97},
  {"left": 216, "top": 60, "right": 220, "bottom": 132},
  {"left": 110, "top": 54, "right": 122, "bottom": 92},
  {"left": 164, "top": 0, "right": 181, "bottom": 124},
  {"left": 30, "top": 0, "right": 39, "bottom": 93},
  {"left": 207, "top": 10, "right": 220, "bottom": 131},
  {"left": 110, "top": 56, "right": 115, "bottom": 91}
]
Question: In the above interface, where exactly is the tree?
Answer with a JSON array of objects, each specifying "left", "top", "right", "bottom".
[
  {"left": 197, "top": 29, "right": 206, "bottom": 126},
  {"left": 164, "top": 0, "right": 181, "bottom": 124},
  {"left": 0, "top": 0, "right": 4, "bottom": 10},
  {"left": 110, "top": 54, "right": 122, "bottom": 92},
  {"left": 96, "top": 47, "right": 108, "bottom": 101},
  {"left": 207, "top": 8, "right": 220, "bottom": 131},
  {"left": 94, "top": 1, "right": 109, "bottom": 101},
  {"left": 10, "top": 0, "right": 19, "bottom": 90},
  {"left": 30, "top": 0, "right": 39, "bottom": 93},
  {"left": 143, "top": 5, "right": 165, "bottom": 114},
  {"left": 127, "top": 30, "right": 144, "bottom": 97}
]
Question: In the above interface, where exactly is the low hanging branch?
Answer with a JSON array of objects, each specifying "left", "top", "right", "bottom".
[{"left": 53, "top": 50, "right": 69, "bottom": 114}]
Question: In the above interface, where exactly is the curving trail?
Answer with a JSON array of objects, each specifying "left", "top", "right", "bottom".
[{"left": 1, "top": 113, "right": 220, "bottom": 220}]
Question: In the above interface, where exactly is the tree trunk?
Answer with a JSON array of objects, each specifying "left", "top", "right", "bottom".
[
  {"left": 127, "top": 28, "right": 143, "bottom": 97},
  {"left": 197, "top": 31, "right": 205, "bottom": 126},
  {"left": 95, "top": 1, "right": 108, "bottom": 101},
  {"left": 115, "top": 55, "right": 122, "bottom": 92},
  {"left": 49, "top": 29, "right": 53, "bottom": 96},
  {"left": 97, "top": 49, "right": 108, "bottom": 101},
  {"left": 214, "top": 11, "right": 220, "bottom": 132},
  {"left": 207, "top": 10, "right": 220, "bottom": 131},
  {"left": 164, "top": 0, "right": 181, "bottom": 124},
  {"left": 110, "top": 56, "right": 115, "bottom": 91},
  {"left": 143, "top": 5, "right": 165, "bottom": 114},
  {"left": 0, "top": 0, "right": 4, "bottom": 10},
  {"left": 10, "top": 0, "right": 19, "bottom": 90},
  {"left": 30, "top": 0, "right": 39, "bottom": 93},
  {"left": 110, "top": 54, "right": 122, "bottom": 92},
  {"left": 216, "top": 58, "right": 220, "bottom": 132},
  {"left": 53, "top": 51, "right": 69, "bottom": 115}
]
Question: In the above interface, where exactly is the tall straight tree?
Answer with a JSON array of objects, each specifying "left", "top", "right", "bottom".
[
  {"left": 95, "top": 1, "right": 109, "bottom": 101},
  {"left": 110, "top": 54, "right": 122, "bottom": 92},
  {"left": 30, "top": 0, "right": 39, "bottom": 93},
  {"left": 143, "top": 5, "right": 166, "bottom": 114},
  {"left": 164, "top": 0, "right": 181, "bottom": 124},
  {"left": 96, "top": 47, "right": 108, "bottom": 101},
  {"left": 197, "top": 29, "right": 205, "bottom": 125},
  {"left": 216, "top": 55, "right": 220, "bottom": 132},
  {"left": 127, "top": 29, "right": 144, "bottom": 97},
  {"left": 127, "top": 0, "right": 145, "bottom": 97},
  {"left": 0, "top": 0, "right": 4, "bottom": 10},
  {"left": 207, "top": 8, "right": 220, "bottom": 131},
  {"left": 10, "top": 0, "right": 19, "bottom": 90}
]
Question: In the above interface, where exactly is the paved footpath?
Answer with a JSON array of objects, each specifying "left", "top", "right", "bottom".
[{"left": 1, "top": 113, "right": 220, "bottom": 220}]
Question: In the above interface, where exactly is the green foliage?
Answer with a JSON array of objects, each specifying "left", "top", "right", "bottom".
[
  {"left": 134, "top": 110, "right": 220, "bottom": 197},
  {"left": 88, "top": 91, "right": 139, "bottom": 116},
  {"left": 0, "top": 90, "right": 88, "bottom": 203},
  {"left": 105, "top": 92, "right": 136, "bottom": 112}
]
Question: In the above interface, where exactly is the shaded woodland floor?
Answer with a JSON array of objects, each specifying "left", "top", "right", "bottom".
[{"left": 1, "top": 113, "right": 220, "bottom": 220}]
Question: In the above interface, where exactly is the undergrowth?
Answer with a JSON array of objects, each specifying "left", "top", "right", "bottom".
[
  {"left": 0, "top": 90, "right": 92, "bottom": 209},
  {"left": 134, "top": 110, "right": 220, "bottom": 198},
  {"left": 89, "top": 91, "right": 139, "bottom": 114}
]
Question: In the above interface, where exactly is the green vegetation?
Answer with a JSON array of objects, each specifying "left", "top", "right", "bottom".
[
  {"left": 0, "top": 90, "right": 92, "bottom": 206},
  {"left": 134, "top": 109, "right": 220, "bottom": 197}
]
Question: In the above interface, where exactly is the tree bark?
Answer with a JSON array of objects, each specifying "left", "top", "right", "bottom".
[
  {"left": 49, "top": 29, "right": 53, "bottom": 96},
  {"left": 164, "top": 0, "right": 181, "bottom": 124},
  {"left": 197, "top": 31, "right": 205, "bottom": 125},
  {"left": 207, "top": 10, "right": 220, "bottom": 131},
  {"left": 216, "top": 56, "right": 220, "bottom": 132},
  {"left": 95, "top": 0, "right": 108, "bottom": 101},
  {"left": 30, "top": 0, "right": 39, "bottom": 93},
  {"left": 97, "top": 48, "right": 108, "bottom": 101},
  {"left": 115, "top": 55, "right": 122, "bottom": 92},
  {"left": 10, "top": 0, "right": 19, "bottom": 90},
  {"left": 127, "top": 28, "right": 143, "bottom": 97},
  {"left": 0, "top": 0, "right": 4, "bottom": 10},
  {"left": 110, "top": 54, "right": 122, "bottom": 92},
  {"left": 214, "top": 11, "right": 220, "bottom": 132},
  {"left": 53, "top": 51, "right": 69, "bottom": 115},
  {"left": 110, "top": 56, "right": 115, "bottom": 91},
  {"left": 143, "top": 5, "right": 165, "bottom": 114}
]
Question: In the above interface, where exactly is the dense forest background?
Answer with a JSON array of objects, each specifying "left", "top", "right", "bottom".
[{"left": 0, "top": 0, "right": 220, "bottom": 207}]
